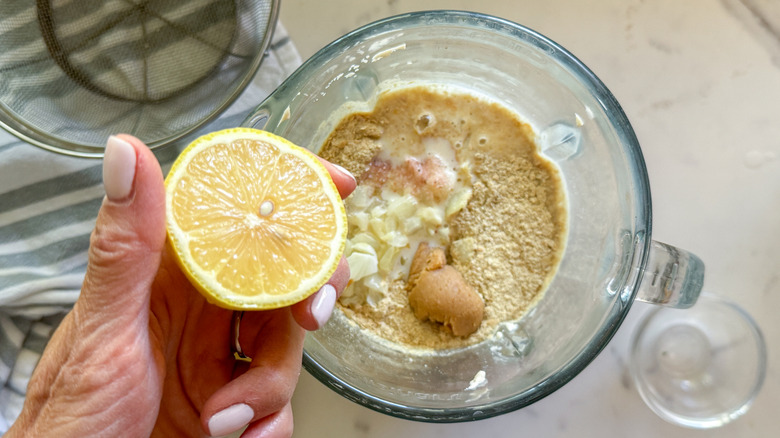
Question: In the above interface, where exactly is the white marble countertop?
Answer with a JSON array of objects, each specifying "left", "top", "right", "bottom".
[{"left": 280, "top": 1, "right": 779, "bottom": 436}]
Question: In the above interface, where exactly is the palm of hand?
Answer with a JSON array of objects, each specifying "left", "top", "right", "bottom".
[{"left": 16, "top": 250, "right": 302, "bottom": 438}]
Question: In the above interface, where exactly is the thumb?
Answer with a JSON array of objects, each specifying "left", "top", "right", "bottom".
[{"left": 79, "top": 135, "right": 166, "bottom": 320}]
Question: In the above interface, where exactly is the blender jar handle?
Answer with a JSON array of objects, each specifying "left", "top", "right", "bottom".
[{"left": 635, "top": 241, "right": 705, "bottom": 308}]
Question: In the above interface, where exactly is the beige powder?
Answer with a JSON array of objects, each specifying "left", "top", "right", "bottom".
[{"left": 319, "top": 86, "right": 566, "bottom": 350}]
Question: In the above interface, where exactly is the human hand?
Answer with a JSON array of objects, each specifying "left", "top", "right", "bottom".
[{"left": 6, "top": 134, "right": 356, "bottom": 437}]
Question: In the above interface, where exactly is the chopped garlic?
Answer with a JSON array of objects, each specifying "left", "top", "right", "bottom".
[
  {"left": 349, "top": 211, "right": 370, "bottom": 230},
  {"left": 445, "top": 188, "right": 472, "bottom": 219},
  {"left": 342, "top": 153, "right": 473, "bottom": 307},
  {"left": 450, "top": 237, "right": 476, "bottom": 265},
  {"left": 346, "top": 252, "right": 378, "bottom": 281},
  {"left": 417, "top": 206, "right": 444, "bottom": 226}
]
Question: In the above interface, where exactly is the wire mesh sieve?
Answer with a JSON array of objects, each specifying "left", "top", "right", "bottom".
[{"left": 0, "top": 0, "right": 279, "bottom": 157}]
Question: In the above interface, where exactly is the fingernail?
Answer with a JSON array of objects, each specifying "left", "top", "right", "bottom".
[
  {"left": 103, "top": 136, "right": 137, "bottom": 202},
  {"left": 208, "top": 403, "right": 254, "bottom": 437},
  {"left": 331, "top": 163, "right": 356, "bottom": 184},
  {"left": 311, "top": 284, "right": 337, "bottom": 329}
]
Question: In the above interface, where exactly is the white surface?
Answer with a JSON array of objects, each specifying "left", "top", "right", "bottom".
[{"left": 281, "top": 1, "right": 779, "bottom": 436}]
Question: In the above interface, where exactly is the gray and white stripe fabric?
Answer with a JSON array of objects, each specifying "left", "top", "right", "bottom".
[{"left": 0, "top": 23, "right": 301, "bottom": 432}]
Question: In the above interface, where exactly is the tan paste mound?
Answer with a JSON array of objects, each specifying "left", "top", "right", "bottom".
[{"left": 407, "top": 242, "right": 484, "bottom": 337}]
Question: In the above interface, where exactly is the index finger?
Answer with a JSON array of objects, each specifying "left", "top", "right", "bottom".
[{"left": 317, "top": 157, "right": 356, "bottom": 199}]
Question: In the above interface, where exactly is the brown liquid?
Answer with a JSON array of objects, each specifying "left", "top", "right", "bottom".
[{"left": 319, "top": 85, "right": 566, "bottom": 350}]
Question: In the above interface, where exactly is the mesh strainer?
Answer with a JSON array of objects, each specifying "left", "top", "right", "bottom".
[{"left": 0, "top": 0, "right": 279, "bottom": 157}]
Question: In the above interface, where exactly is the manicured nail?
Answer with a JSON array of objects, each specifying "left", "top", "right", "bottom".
[
  {"left": 208, "top": 403, "right": 254, "bottom": 437},
  {"left": 103, "top": 136, "right": 137, "bottom": 202},
  {"left": 331, "top": 163, "right": 355, "bottom": 184},
  {"left": 311, "top": 284, "right": 337, "bottom": 329}
]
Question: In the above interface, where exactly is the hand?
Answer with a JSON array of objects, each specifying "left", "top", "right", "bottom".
[{"left": 6, "top": 134, "right": 356, "bottom": 437}]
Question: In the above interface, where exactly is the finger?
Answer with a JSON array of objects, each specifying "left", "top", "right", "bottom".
[
  {"left": 79, "top": 134, "right": 166, "bottom": 323},
  {"left": 317, "top": 157, "right": 356, "bottom": 199},
  {"left": 290, "top": 257, "right": 350, "bottom": 331},
  {"left": 201, "top": 310, "right": 304, "bottom": 437},
  {"left": 240, "top": 402, "right": 294, "bottom": 438}
]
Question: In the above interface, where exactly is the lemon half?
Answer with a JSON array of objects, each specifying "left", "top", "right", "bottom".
[{"left": 165, "top": 128, "right": 347, "bottom": 310}]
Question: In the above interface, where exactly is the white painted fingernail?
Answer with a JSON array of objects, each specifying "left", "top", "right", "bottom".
[
  {"left": 331, "top": 163, "right": 356, "bottom": 184},
  {"left": 311, "top": 284, "right": 337, "bottom": 329},
  {"left": 103, "top": 136, "right": 137, "bottom": 202},
  {"left": 208, "top": 403, "right": 254, "bottom": 437}
]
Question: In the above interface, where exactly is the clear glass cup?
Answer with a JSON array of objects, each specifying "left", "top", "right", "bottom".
[
  {"left": 242, "top": 10, "right": 705, "bottom": 422},
  {"left": 630, "top": 294, "right": 767, "bottom": 428}
]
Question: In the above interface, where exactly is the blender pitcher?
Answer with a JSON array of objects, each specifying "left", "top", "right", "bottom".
[{"left": 242, "top": 10, "right": 705, "bottom": 422}]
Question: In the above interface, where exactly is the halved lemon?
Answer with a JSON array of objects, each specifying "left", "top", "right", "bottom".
[{"left": 164, "top": 128, "right": 347, "bottom": 310}]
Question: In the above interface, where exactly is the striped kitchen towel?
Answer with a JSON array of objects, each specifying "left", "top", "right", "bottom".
[{"left": 0, "top": 23, "right": 301, "bottom": 432}]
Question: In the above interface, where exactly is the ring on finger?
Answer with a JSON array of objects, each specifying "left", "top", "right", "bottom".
[{"left": 231, "top": 311, "right": 252, "bottom": 362}]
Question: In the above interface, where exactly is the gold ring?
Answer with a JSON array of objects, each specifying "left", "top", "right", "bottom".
[{"left": 231, "top": 311, "right": 252, "bottom": 362}]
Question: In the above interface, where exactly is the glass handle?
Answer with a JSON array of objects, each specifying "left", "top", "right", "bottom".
[{"left": 635, "top": 240, "right": 705, "bottom": 308}]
